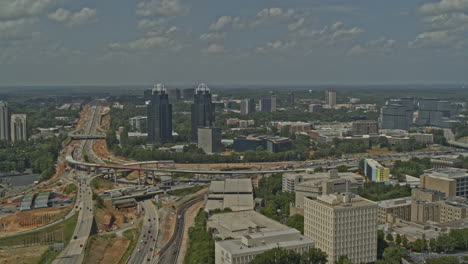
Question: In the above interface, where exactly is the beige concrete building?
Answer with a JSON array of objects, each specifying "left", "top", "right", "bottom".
[
  {"left": 351, "top": 120, "right": 378, "bottom": 136},
  {"left": 205, "top": 179, "right": 254, "bottom": 212},
  {"left": 215, "top": 229, "right": 314, "bottom": 264},
  {"left": 410, "top": 188, "right": 468, "bottom": 223},
  {"left": 420, "top": 174, "right": 457, "bottom": 198},
  {"left": 420, "top": 168, "right": 468, "bottom": 198},
  {"left": 207, "top": 210, "right": 289, "bottom": 239},
  {"left": 10, "top": 114, "right": 27, "bottom": 142},
  {"left": 377, "top": 197, "right": 412, "bottom": 224},
  {"left": 304, "top": 193, "right": 378, "bottom": 264},
  {"left": 294, "top": 170, "right": 363, "bottom": 209}
]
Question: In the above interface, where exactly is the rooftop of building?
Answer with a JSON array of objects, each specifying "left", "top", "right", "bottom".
[
  {"left": 215, "top": 229, "right": 313, "bottom": 255},
  {"left": 307, "top": 193, "right": 376, "bottom": 208},
  {"left": 394, "top": 226, "right": 439, "bottom": 240},
  {"left": 207, "top": 210, "right": 289, "bottom": 239},
  {"left": 423, "top": 168, "right": 467, "bottom": 179},
  {"left": 209, "top": 178, "right": 253, "bottom": 193},
  {"left": 237, "top": 134, "right": 291, "bottom": 143},
  {"left": 365, "top": 159, "right": 386, "bottom": 169},
  {"left": 283, "top": 170, "right": 362, "bottom": 182},
  {"left": 377, "top": 197, "right": 412, "bottom": 208}
]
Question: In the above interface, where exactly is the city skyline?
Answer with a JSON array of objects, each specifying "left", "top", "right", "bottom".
[{"left": 0, "top": 0, "right": 467, "bottom": 85}]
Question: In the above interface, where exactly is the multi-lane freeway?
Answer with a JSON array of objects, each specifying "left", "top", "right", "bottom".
[
  {"left": 53, "top": 104, "right": 104, "bottom": 264},
  {"left": 158, "top": 197, "right": 204, "bottom": 264},
  {"left": 129, "top": 200, "right": 160, "bottom": 264}
]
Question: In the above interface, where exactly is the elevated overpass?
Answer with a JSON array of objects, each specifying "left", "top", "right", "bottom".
[
  {"left": 69, "top": 135, "right": 106, "bottom": 140},
  {"left": 65, "top": 154, "right": 306, "bottom": 175}
]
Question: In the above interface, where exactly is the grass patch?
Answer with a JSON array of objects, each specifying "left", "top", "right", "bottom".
[
  {"left": 37, "top": 247, "right": 61, "bottom": 264},
  {"left": 0, "top": 212, "right": 78, "bottom": 248},
  {"left": 119, "top": 224, "right": 142, "bottom": 264},
  {"left": 91, "top": 177, "right": 115, "bottom": 190},
  {"left": 83, "top": 234, "right": 119, "bottom": 263},
  {"left": 184, "top": 209, "right": 214, "bottom": 264},
  {"left": 63, "top": 183, "right": 77, "bottom": 195},
  {"left": 168, "top": 186, "right": 204, "bottom": 197}
]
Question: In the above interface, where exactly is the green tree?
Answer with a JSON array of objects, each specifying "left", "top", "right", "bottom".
[
  {"left": 251, "top": 248, "right": 301, "bottom": 264},
  {"left": 382, "top": 246, "right": 405, "bottom": 264},
  {"left": 401, "top": 235, "right": 409, "bottom": 248},
  {"left": 435, "top": 234, "right": 457, "bottom": 253},
  {"left": 286, "top": 214, "right": 304, "bottom": 234},
  {"left": 386, "top": 233, "right": 394, "bottom": 243},
  {"left": 336, "top": 165, "right": 348, "bottom": 172},
  {"left": 395, "top": 234, "right": 402, "bottom": 246},
  {"left": 335, "top": 256, "right": 352, "bottom": 264},
  {"left": 314, "top": 167, "right": 324, "bottom": 173},
  {"left": 426, "top": 257, "right": 460, "bottom": 264},
  {"left": 300, "top": 248, "right": 327, "bottom": 264}
]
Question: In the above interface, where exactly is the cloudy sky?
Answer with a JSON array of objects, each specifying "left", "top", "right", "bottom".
[{"left": 1, "top": 0, "right": 467, "bottom": 85}]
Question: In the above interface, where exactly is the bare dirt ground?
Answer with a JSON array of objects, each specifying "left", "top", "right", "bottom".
[
  {"left": 0, "top": 245, "right": 48, "bottom": 264},
  {"left": 94, "top": 200, "right": 135, "bottom": 232},
  {"left": 83, "top": 235, "right": 130, "bottom": 264},
  {"left": 100, "top": 112, "right": 110, "bottom": 130},
  {"left": 0, "top": 207, "right": 69, "bottom": 235},
  {"left": 176, "top": 200, "right": 204, "bottom": 264},
  {"left": 76, "top": 106, "right": 90, "bottom": 130}
]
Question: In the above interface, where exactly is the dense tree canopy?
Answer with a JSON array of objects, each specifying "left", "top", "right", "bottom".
[
  {"left": 358, "top": 182, "right": 411, "bottom": 201},
  {"left": 250, "top": 248, "right": 327, "bottom": 264}
]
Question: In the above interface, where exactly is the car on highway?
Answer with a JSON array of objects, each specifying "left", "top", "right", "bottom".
[{"left": 73, "top": 236, "right": 78, "bottom": 239}]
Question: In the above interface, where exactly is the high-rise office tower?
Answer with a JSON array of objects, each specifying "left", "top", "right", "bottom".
[
  {"left": 271, "top": 92, "right": 277, "bottom": 112},
  {"left": 325, "top": 89, "right": 337, "bottom": 107},
  {"left": 0, "top": 101, "right": 10, "bottom": 141},
  {"left": 182, "top": 88, "right": 196, "bottom": 101},
  {"left": 259, "top": 98, "right": 272, "bottom": 112},
  {"left": 240, "top": 99, "right": 255, "bottom": 115},
  {"left": 10, "top": 114, "right": 27, "bottom": 142},
  {"left": 144, "top": 89, "right": 152, "bottom": 101},
  {"left": 168, "top": 88, "right": 181, "bottom": 101},
  {"left": 147, "top": 84, "right": 173, "bottom": 145},
  {"left": 197, "top": 127, "right": 221, "bottom": 154},
  {"left": 304, "top": 193, "right": 378, "bottom": 264},
  {"left": 379, "top": 99, "right": 414, "bottom": 130},
  {"left": 191, "top": 83, "right": 215, "bottom": 142},
  {"left": 287, "top": 92, "right": 296, "bottom": 105}
]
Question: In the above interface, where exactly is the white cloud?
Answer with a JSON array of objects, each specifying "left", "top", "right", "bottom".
[
  {"left": 418, "top": 0, "right": 468, "bottom": 16},
  {"left": 348, "top": 38, "right": 396, "bottom": 56},
  {"left": 209, "top": 16, "right": 232, "bottom": 31},
  {"left": 409, "top": 30, "right": 458, "bottom": 48},
  {"left": 199, "top": 32, "right": 227, "bottom": 42},
  {"left": 252, "top": 8, "right": 296, "bottom": 27},
  {"left": 136, "top": 0, "right": 189, "bottom": 17},
  {"left": 294, "top": 21, "right": 363, "bottom": 44},
  {"left": 0, "top": 18, "right": 37, "bottom": 40},
  {"left": 109, "top": 36, "right": 175, "bottom": 51},
  {"left": 0, "top": 0, "right": 60, "bottom": 20},
  {"left": 256, "top": 40, "right": 295, "bottom": 53},
  {"left": 288, "top": 17, "right": 305, "bottom": 31},
  {"left": 201, "top": 43, "right": 224, "bottom": 54},
  {"left": 137, "top": 18, "right": 166, "bottom": 29},
  {"left": 411, "top": 0, "right": 468, "bottom": 49},
  {"left": 48, "top": 8, "right": 99, "bottom": 27},
  {"left": 423, "top": 12, "right": 468, "bottom": 32}
]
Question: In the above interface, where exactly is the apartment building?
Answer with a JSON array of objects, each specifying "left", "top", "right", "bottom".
[{"left": 304, "top": 193, "right": 377, "bottom": 264}]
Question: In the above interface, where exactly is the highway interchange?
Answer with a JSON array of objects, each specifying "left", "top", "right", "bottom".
[
  {"left": 53, "top": 104, "right": 104, "bottom": 264},
  {"left": 3, "top": 100, "right": 468, "bottom": 264}
]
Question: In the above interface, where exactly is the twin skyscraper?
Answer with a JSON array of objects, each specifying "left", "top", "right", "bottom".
[{"left": 146, "top": 83, "right": 215, "bottom": 145}]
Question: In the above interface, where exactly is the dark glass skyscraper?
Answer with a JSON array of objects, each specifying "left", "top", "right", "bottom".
[
  {"left": 191, "top": 83, "right": 215, "bottom": 142},
  {"left": 147, "top": 84, "right": 173, "bottom": 145}
]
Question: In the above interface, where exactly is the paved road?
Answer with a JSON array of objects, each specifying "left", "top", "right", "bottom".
[
  {"left": 128, "top": 200, "right": 160, "bottom": 264},
  {"left": 53, "top": 104, "right": 103, "bottom": 264},
  {"left": 158, "top": 197, "right": 204, "bottom": 264}
]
